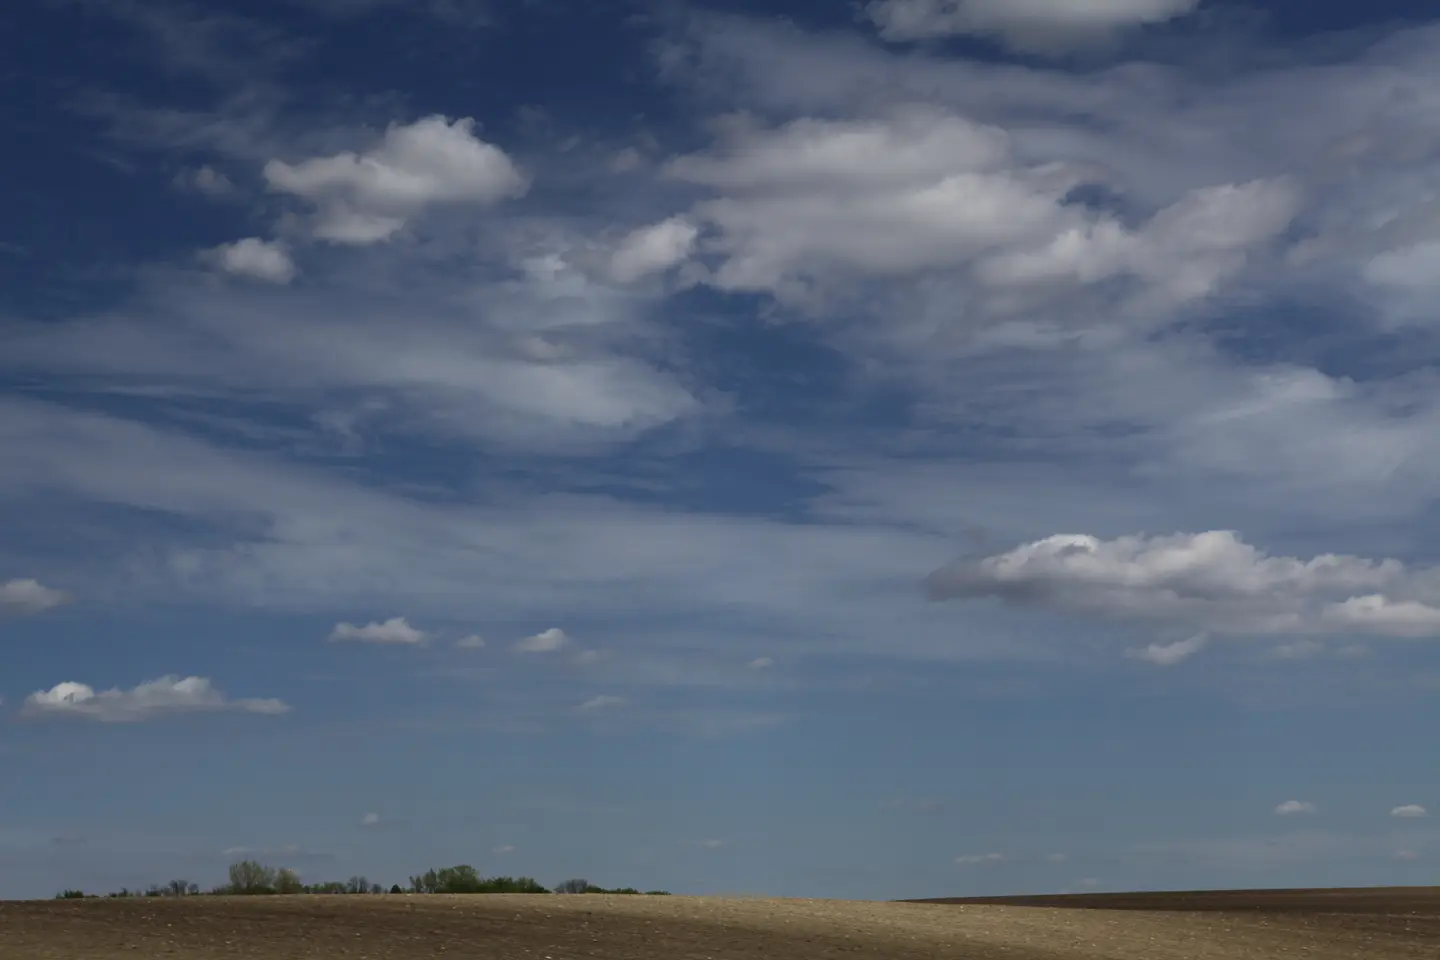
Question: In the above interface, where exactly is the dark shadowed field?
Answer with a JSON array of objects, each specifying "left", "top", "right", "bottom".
[{"left": 3, "top": 887, "right": 1438, "bottom": 958}]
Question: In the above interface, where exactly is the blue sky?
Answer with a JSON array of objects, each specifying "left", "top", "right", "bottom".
[{"left": 5, "top": 0, "right": 1440, "bottom": 901}]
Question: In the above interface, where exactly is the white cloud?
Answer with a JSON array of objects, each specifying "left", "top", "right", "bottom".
[
  {"left": 609, "top": 147, "right": 645, "bottom": 172},
  {"left": 492, "top": 844, "right": 516, "bottom": 855},
  {"left": 577, "top": 694, "right": 625, "bottom": 711},
  {"left": 1126, "top": 633, "right": 1207, "bottom": 666},
  {"left": 359, "top": 812, "right": 382, "bottom": 827},
  {"left": 955, "top": 852, "right": 1004, "bottom": 865},
  {"left": 21, "top": 676, "right": 289, "bottom": 723},
  {"left": 1274, "top": 800, "right": 1318, "bottom": 816},
  {"left": 329, "top": 616, "right": 427, "bottom": 645},
  {"left": 205, "top": 237, "right": 297, "bottom": 284},
  {"left": 264, "top": 115, "right": 528, "bottom": 243},
  {"left": 1322, "top": 596, "right": 1440, "bottom": 638},
  {"left": 665, "top": 108, "right": 1295, "bottom": 311},
  {"left": 2, "top": 243, "right": 698, "bottom": 451},
  {"left": 454, "top": 634, "right": 486, "bottom": 649},
  {"left": 1363, "top": 241, "right": 1440, "bottom": 294},
  {"left": 1391, "top": 805, "right": 1428, "bottom": 819},
  {"left": 699, "top": 838, "right": 725, "bottom": 849},
  {"left": 747, "top": 656, "right": 774, "bottom": 670},
  {"left": 175, "top": 165, "right": 235, "bottom": 197},
  {"left": 1047, "top": 852, "right": 1068, "bottom": 863},
  {"left": 666, "top": 108, "right": 1009, "bottom": 193},
  {"left": 930, "top": 530, "right": 1440, "bottom": 639},
  {"left": 1395, "top": 849, "right": 1421, "bottom": 861},
  {"left": 866, "top": 0, "right": 1201, "bottom": 52},
  {"left": 0, "top": 400, "right": 956, "bottom": 662},
  {"left": 0, "top": 578, "right": 69, "bottom": 615},
  {"left": 515, "top": 627, "right": 569, "bottom": 653},
  {"left": 608, "top": 216, "right": 699, "bottom": 283}
]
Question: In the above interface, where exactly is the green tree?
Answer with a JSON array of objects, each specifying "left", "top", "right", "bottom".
[{"left": 227, "top": 859, "right": 278, "bottom": 895}]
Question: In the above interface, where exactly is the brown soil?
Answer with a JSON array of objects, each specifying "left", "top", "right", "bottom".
[{"left": 2, "top": 887, "right": 1437, "bottom": 958}]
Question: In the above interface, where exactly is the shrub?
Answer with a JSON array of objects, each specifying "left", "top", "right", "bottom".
[
  {"left": 275, "top": 868, "right": 304, "bottom": 895},
  {"left": 57, "top": 860, "right": 656, "bottom": 899}
]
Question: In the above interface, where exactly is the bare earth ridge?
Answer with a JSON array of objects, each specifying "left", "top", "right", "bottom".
[{"left": 2, "top": 887, "right": 1437, "bottom": 958}]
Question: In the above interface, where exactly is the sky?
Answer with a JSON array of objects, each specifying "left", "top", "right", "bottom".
[{"left": 4, "top": 0, "right": 1440, "bottom": 902}]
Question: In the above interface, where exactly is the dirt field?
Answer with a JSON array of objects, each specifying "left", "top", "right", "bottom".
[{"left": 2, "top": 887, "right": 1437, "bottom": 958}]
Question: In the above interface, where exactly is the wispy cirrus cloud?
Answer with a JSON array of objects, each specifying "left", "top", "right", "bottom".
[{"left": 864, "top": 0, "right": 1202, "bottom": 52}]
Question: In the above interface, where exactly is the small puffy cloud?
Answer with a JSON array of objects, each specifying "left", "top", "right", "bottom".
[
  {"left": 1395, "top": 850, "right": 1421, "bottom": 861},
  {"left": 493, "top": 844, "right": 516, "bottom": 855},
  {"left": 1275, "top": 800, "right": 1318, "bottom": 816},
  {"left": 1391, "top": 805, "right": 1428, "bottom": 819},
  {"left": 264, "top": 115, "right": 528, "bottom": 244},
  {"left": 747, "top": 656, "right": 775, "bottom": 670},
  {"left": 609, "top": 147, "right": 644, "bottom": 172},
  {"left": 955, "top": 852, "right": 1005, "bottom": 865},
  {"left": 1127, "top": 633, "right": 1207, "bottom": 666},
  {"left": 515, "top": 627, "right": 569, "bottom": 653},
  {"left": 929, "top": 530, "right": 1440, "bottom": 639},
  {"left": 1322, "top": 596, "right": 1440, "bottom": 638},
  {"left": 22, "top": 676, "right": 289, "bottom": 723},
  {"left": 866, "top": 0, "right": 1201, "bottom": 52},
  {"left": 329, "top": 617, "right": 427, "bottom": 645},
  {"left": 699, "top": 839, "right": 726, "bottom": 849},
  {"left": 609, "top": 216, "right": 699, "bottom": 283},
  {"left": 577, "top": 695, "right": 626, "bottom": 711},
  {"left": 205, "top": 237, "right": 297, "bottom": 284},
  {"left": 454, "top": 634, "right": 486, "bottom": 649},
  {"left": 359, "top": 812, "right": 382, "bottom": 827},
  {"left": 175, "top": 165, "right": 235, "bottom": 197},
  {"left": 0, "top": 578, "right": 69, "bottom": 615}
]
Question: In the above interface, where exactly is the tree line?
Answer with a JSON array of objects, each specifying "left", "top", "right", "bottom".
[{"left": 55, "top": 859, "right": 670, "bottom": 899}]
